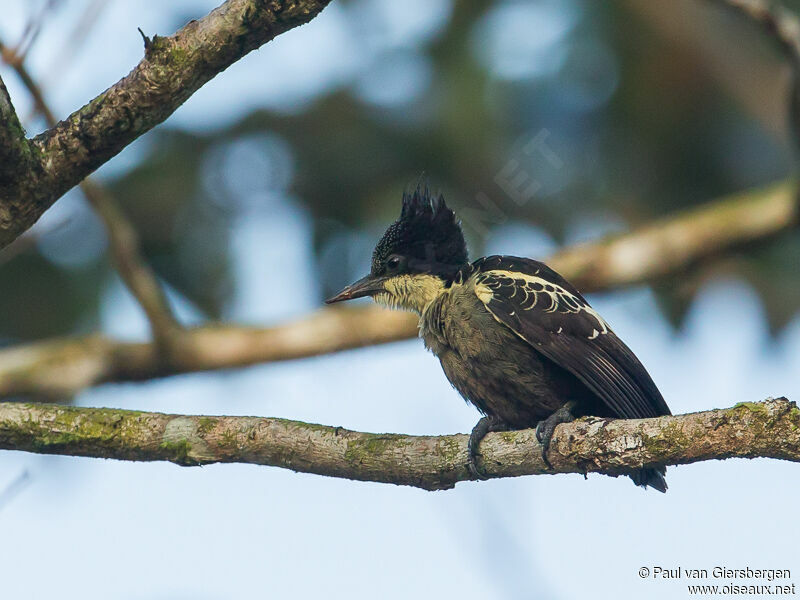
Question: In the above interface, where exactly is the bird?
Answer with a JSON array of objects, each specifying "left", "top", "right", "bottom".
[{"left": 326, "top": 185, "right": 671, "bottom": 492}]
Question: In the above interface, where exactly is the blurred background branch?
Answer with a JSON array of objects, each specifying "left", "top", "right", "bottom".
[
  {"left": 79, "top": 179, "right": 182, "bottom": 351},
  {"left": 0, "top": 176, "right": 795, "bottom": 400},
  {"left": 0, "top": 306, "right": 415, "bottom": 399},
  {"left": 710, "top": 0, "right": 800, "bottom": 149},
  {"left": 545, "top": 179, "right": 798, "bottom": 291},
  {"left": 0, "top": 37, "right": 182, "bottom": 353},
  {"left": 0, "top": 397, "right": 795, "bottom": 491},
  {"left": 1, "top": 2, "right": 800, "bottom": 594},
  {"left": 1, "top": 0, "right": 799, "bottom": 354}
]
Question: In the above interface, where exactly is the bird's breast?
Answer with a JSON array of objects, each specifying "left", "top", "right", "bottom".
[
  {"left": 419, "top": 282, "right": 494, "bottom": 356},
  {"left": 419, "top": 281, "right": 575, "bottom": 425}
]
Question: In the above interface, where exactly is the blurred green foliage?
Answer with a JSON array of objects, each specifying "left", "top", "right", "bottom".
[{"left": 0, "top": 0, "right": 798, "bottom": 342}]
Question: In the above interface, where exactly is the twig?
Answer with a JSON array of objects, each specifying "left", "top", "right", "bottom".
[
  {"left": 0, "top": 398, "right": 795, "bottom": 491},
  {"left": 0, "top": 177, "right": 794, "bottom": 399},
  {"left": 40, "top": 0, "right": 111, "bottom": 97},
  {"left": 80, "top": 179, "right": 182, "bottom": 350},
  {"left": 0, "top": 37, "right": 182, "bottom": 351},
  {"left": 13, "top": 0, "right": 62, "bottom": 62},
  {"left": 0, "top": 41, "right": 56, "bottom": 126}
]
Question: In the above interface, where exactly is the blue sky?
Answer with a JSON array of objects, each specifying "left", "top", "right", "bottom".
[{"left": 1, "top": 2, "right": 799, "bottom": 599}]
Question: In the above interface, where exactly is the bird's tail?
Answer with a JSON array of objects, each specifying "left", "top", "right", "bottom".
[{"left": 630, "top": 466, "right": 667, "bottom": 493}]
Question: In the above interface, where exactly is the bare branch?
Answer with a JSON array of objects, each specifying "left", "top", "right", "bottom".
[
  {"left": 0, "top": 0, "right": 333, "bottom": 248},
  {"left": 0, "top": 307, "right": 415, "bottom": 398},
  {"left": 0, "top": 178, "right": 795, "bottom": 399},
  {"left": 0, "top": 398, "right": 795, "bottom": 491}
]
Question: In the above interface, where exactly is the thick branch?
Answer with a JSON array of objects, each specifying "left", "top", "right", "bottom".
[
  {"left": 0, "top": 0, "right": 332, "bottom": 248},
  {"left": 0, "top": 178, "right": 796, "bottom": 398},
  {"left": 0, "top": 398, "right": 795, "bottom": 490}
]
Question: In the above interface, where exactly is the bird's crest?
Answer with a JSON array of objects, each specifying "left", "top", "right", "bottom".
[{"left": 371, "top": 184, "right": 468, "bottom": 278}]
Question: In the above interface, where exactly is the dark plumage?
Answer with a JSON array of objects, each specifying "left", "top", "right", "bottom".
[
  {"left": 327, "top": 186, "right": 671, "bottom": 492},
  {"left": 371, "top": 186, "right": 468, "bottom": 279}
]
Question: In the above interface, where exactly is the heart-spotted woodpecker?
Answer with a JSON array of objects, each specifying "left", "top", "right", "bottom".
[{"left": 326, "top": 185, "right": 671, "bottom": 491}]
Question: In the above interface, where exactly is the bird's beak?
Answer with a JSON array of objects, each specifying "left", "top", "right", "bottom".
[{"left": 325, "top": 274, "right": 387, "bottom": 304}]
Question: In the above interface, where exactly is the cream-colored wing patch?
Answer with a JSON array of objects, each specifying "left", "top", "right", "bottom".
[
  {"left": 473, "top": 269, "right": 609, "bottom": 337},
  {"left": 474, "top": 281, "right": 494, "bottom": 305}
]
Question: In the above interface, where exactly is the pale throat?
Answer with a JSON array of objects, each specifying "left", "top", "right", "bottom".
[{"left": 374, "top": 274, "right": 447, "bottom": 314}]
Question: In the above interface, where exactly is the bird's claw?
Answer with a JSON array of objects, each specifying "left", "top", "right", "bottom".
[
  {"left": 535, "top": 401, "right": 577, "bottom": 469},
  {"left": 467, "top": 416, "right": 507, "bottom": 480},
  {"left": 466, "top": 455, "right": 488, "bottom": 480}
]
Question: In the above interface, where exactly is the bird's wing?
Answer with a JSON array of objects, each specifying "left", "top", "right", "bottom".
[{"left": 471, "top": 256, "right": 670, "bottom": 419}]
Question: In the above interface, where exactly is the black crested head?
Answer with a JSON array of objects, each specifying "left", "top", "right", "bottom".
[
  {"left": 324, "top": 184, "right": 469, "bottom": 305},
  {"left": 371, "top": 184, "right": 468, "bottom": 280}
]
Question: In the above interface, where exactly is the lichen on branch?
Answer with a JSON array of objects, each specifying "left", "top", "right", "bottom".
[{"left": 0, "top": 397, "right": 795, "bottom": 491}]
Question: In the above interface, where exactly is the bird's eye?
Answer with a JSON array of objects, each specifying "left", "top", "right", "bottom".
[{"left": 387, "top": 256, "right": 402, "bottom": 271}]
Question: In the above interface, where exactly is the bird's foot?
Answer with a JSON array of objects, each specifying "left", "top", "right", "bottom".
[
  {"left": 467, "top": 416, "right": 508, "bottom": 480},
  {"left": 535, "top": 401, "right": 577, "bottom": 469}
]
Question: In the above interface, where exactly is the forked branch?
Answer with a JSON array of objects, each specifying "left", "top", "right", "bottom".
[{"left": 0, "top": 0, "right": 333, "bottom": 248}]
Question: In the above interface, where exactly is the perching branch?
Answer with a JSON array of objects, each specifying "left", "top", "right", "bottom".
[
  {"left": 0, "top": 178, "right": 796, "bottom": 399},
  {"left": 0, "top": 37, "right": 182, "bottom": 351},
  {"left": 0, "top": 0, "right": 333, "bottom": 248},
  {"left": 0, "top": 398, "right": 795, "bottom": 490}
]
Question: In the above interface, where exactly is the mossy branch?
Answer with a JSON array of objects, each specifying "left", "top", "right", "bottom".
[
  {"left": 0, "top": 398, "right": 796, "bottom": 491},
  {"left": 0, "top": 0, "right": 332, "bottom": 248}
]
